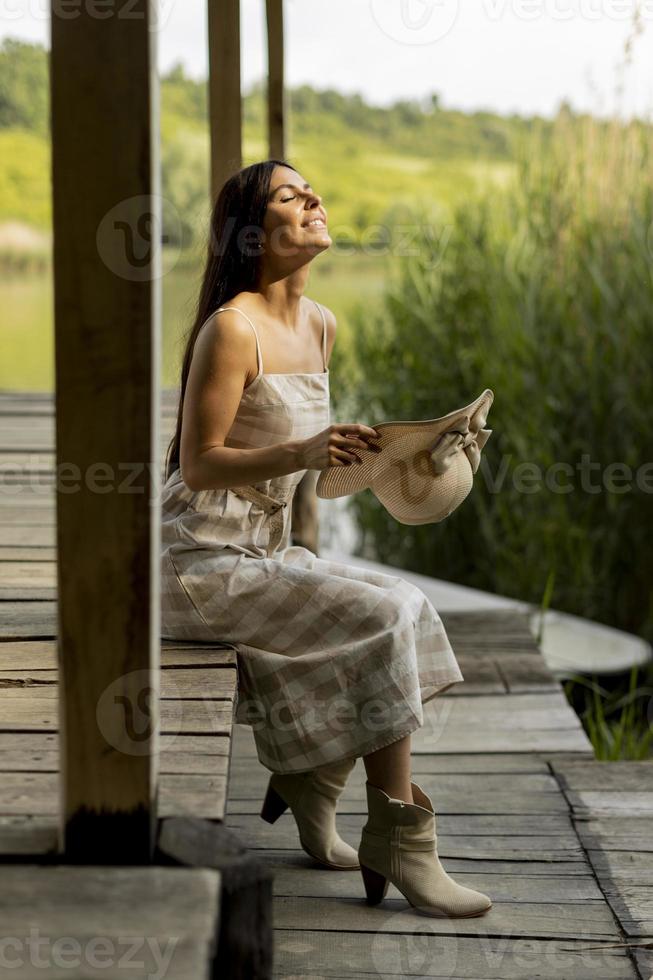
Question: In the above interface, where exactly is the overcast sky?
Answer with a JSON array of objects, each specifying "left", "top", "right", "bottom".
[{"left": 2, "top": 0, "right": 652, "bottom": 119}]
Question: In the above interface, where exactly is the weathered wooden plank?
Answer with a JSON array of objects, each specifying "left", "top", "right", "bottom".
[
  {"left": 0, "top": 743, "right": 228, "bottom": 777},
  {"left": 0, "top": 492, "right": 53, "bottom": 507},
  {"left": 273, "top": 929, "right": 637, "bottom": 978},
  {"left": 0, "top": 731, "right": 232, "bottom": 762},
  {"left": 0, "top": 641, "right": 237, "bottom": 670},
  {"left": 0, "top": 510, "right": 55, "bottom": 526},
  {"left": 231, "top": 725, "right": 558, "bottom": 773},
  {"left": 0, "top": 815, "right": 59, "bottom": 856},
  {"left": 0, "top": 667, "right": 237, "bottom": 699},
  {"left": 568, "top": 791, "right": 653, "bottom": 818},
  {"left": 591, "top": 850, "right": 653, "bottom": 881},
  {"left": 262, "top": 851, "right": 603, "bottom": 902},
  {"left": 411, "top": 694, "right": 591, "bottom": 753},
  {"left": 553, "top": 759, "right": 653, "bottom": 794},
  {"left": 0, "top": 698, "right": 234, "bottom": 734},
  {"left": 0, "top": 562, "right": 52, "bottom": 587},
  {"left": 225, "top": 814, "right": 583, "bottom": 862},
  {"left": 0, "top": 588, "right": 55, "bottom": 600},
  {"left": 634, "top": 944, "right": 653, "bottom": 980},
  {"left": 575, "top": 818, "right": 653, "bottom": 852},
  {"left": 450, "top": 653, "right": 506, "bottom": 692},
  {"left": 157, "top": 817, "right": 273, "bottom": 978},
  {"left": 551, "top": 759, "right": 653, "bottom": 940},
  {"left": 496, "top": 653, "right": 559, "bottom": 691},
  {"left": 227, "top": 810, "right": 575, "bottom": 837},
  {"left": 229, "top": 792, "right": 569, "bottom": 816},
  {"left": 433, "top": 858, "right": 596, "bottom": 876},
  {"left": 229, "top": 766, "right": 561, "bottom": 798},
  {"left": 0, "top": 548, "right": 56, "bottom": 561},
  {"left": 272, "top": 895, "right": 619, "bottom": 940},
  {"left": 228, "top": 770, "right": 568, "bottom": 815},
  {"left": 0, "top": 772, "right": 228, "bottom": 820},
  {"left": 0, "top": 425, "right": 174, "bottom": 454},
  {"left": 0, "top": 603, "right": 57, "bottom": 638},
  {"left": 0, "top": 865, "right": 221, "bottom": 979},
  {"left": 600, "top": 881, "right": 653, "bottom": 937},
  {"left": 441, "top": 609, "right": 539, "bottom": 651}
]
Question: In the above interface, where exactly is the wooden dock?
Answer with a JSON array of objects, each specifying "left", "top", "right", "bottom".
[
  {"left": 225, "top": 611, "right": 653, "bottom": 979},
  {"left": 1, "top": 389, "right": 652, "bottom": 978}
]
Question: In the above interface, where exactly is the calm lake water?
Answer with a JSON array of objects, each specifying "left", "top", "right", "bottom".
[{"left": 0, "top": 251, "right": 389, "bottom": 391}]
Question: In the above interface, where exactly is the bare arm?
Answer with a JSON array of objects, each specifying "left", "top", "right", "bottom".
[
  {"left": 180, "top": 305, "right": 379, "bottom": 492},
  {"left": 179, "top": 308, "right": 302, "bottom": 491}
]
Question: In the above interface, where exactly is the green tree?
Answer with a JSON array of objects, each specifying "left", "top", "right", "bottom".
[{"left": 0, "top": 39, "right": 49, "bottom": 134}]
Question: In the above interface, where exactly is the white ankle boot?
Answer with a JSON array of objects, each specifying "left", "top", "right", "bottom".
[
  {"left": 260, "top": 756, "right": 360, "bottom": 870},
  {"left": 359, "top": 781, "right": 492, "bottom": 917}
]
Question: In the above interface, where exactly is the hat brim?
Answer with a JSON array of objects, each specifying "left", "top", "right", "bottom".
[{"left": 316, "top": 389, "right": 494, "bottom": 501}]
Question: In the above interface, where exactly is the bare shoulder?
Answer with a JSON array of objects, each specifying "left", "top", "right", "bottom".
[
  {"left": 195, "top": 302, "right": 254, "bottom": 350},
  {"left": 192, "top": 303, "right": 258, "bottom": 384},
  {"left": 308, "top": 298, "right": 337, "bottom": 360},
  {"left": 311, "top": 299, "right": 337, "bottom": 331}
]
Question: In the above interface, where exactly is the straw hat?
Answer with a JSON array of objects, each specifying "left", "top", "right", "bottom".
[{"left": 315, "top": 389, "right": 494, "bottom": 525}]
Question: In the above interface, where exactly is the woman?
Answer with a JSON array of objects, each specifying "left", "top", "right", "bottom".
[{"left": 161, "top": 159, "right": 492, "bottom": 918}]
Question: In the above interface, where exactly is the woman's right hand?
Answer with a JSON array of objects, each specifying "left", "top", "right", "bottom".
[{"left": 298, "top": 423, "right": 382, "bottom": 471}]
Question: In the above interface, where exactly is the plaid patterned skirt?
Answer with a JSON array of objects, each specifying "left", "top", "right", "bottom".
[{"left": 161, "top": 479, "right": 463, "bottom": 773}]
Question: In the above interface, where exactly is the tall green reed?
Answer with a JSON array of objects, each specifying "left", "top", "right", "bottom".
[{"left": 335, "top": 108, "right": 653, "bottom": 651}]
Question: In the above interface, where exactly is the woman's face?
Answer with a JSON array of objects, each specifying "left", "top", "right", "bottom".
[{"left": 261, "top": 165, "right": 331, "bottom": 259}]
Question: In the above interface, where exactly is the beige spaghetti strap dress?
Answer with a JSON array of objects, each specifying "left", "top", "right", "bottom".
[{"left": 161, "top": 299, "right": 464, "bottom": 773}]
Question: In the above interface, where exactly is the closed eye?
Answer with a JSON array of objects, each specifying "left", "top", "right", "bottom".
[{"left": 282, "top": 195, "right": 297, "bottom": 202}]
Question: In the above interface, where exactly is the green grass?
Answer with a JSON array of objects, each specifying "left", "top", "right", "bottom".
[
  {"left": 564, "top": 668, "right": 653, "bottom": 760},
  {"left": 0, "top": 128, "right": 51, "bottom": 226}
]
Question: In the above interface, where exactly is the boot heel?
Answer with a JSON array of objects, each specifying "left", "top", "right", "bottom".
[
  {"left": 361, "top": 864, "right": 389, "bottom": 905},
  {"left": 260, "top": 783, "right": 288, "bottom": 824}
]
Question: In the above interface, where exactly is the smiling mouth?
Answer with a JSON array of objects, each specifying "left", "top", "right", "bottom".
[{"left": 304, "top": 218, "right": 327, "bottom": 228}]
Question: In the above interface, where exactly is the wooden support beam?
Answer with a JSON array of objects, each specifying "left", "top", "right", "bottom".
[
  {"left": 266, "top": 0, "right": 286, "bottom": 159},
  {"left": 50, "top": 0, "right": 161, "bottom": 861},
  {"left": 208, "top": 0, "right": 243, "bottom": 201},
  {"left": 158, "top": 817, "right": 274, "bottom": 979}
]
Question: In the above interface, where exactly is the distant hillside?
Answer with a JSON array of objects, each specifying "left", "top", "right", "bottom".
[{"left": 0, "top": 37, "right": 622, "bottom": 252}]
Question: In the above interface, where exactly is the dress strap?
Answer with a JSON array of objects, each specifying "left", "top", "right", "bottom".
[
  {"left": 313, "top": 300, "right": 327, "bottom": 370},
  {"left": 214, "top": 306, "right": 263, "bottom": 379}
]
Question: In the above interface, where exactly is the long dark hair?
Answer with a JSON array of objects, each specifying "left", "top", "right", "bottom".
[{"left": 164, "top": 158, "right": 299, "bottom": 483}]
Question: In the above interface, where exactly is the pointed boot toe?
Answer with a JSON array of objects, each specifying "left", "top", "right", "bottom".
[
  {"left": 261, "top": 757, "right": 360, "bottom": 871},
  {"left": 358, "top": 781, "right": 493, "bottom": 917}
]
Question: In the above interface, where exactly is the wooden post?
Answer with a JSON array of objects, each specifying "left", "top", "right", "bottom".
[
  {"left": 267, "top": 0, "right": 317, "bottom": 551},
  {"left": 50, "top": 0, "right": 161, "bottom": 861},
  {"left": 266, "top": 0, "right": 286, "bottom": 159},
  {"left": 208, "top": 0, "right": 243, "bottom": 201}
]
